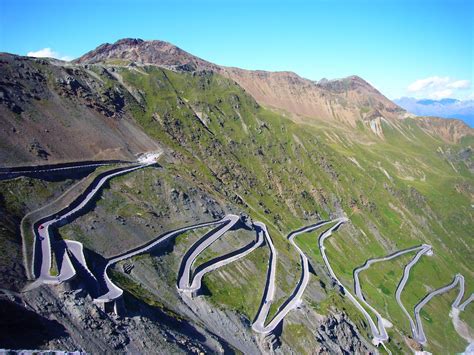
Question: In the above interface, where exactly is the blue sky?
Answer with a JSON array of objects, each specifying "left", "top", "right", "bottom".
[{"left": 0, "top": 0, "right": 472, "bottom": 100}]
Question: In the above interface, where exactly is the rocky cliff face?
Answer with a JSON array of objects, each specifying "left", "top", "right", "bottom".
[
  {"left": 1, "top": 283, "right": 372, "bottom": 354},
  {"left": 219, "top": 68, "right": 405, "bottom": 127},
  {"left": 412, "top": 115, "right": 473, "bottom": 143},
  {"left": 1, "top": 285, "right": 225, "bottom": 353}
]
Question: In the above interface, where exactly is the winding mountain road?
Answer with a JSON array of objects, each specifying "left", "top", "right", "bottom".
[
  {"left": 394, "top": 244, "right": 432, "bottom": 341},
  {"left": 253, "top": 220, "right": 343, "bottom": 334},
  {"left": 180, "top": 222, "right": 265, "bottom": 293},
  {"left": 459, "top": 293, "right": 474, "bottom": 311},
  {"left": 318, "top": 217, "right": 391, "bottom": 345},
  {"left": 33, "top": 163, "right": 153, "bottom": 283},
  {"left": 177, "top": 214, "right": 241, "bottom": 292},
  {"left": 0, "top": 160, "right": 128, "bottom": 180},
  {"left": 24, "top": 157, "right": 472, "bottom": 348},
  {"left": 251, "top": 222, "right": 278, "bottom": 333},
  {"left": 413, "top": 274, "right": 464, "bottom": 344},
  {"left": 353, "top": 244, "right": 428, "bottom": 342},
  {"left": 352, "top": 242, "right": 472, "bottom": 347},
  {"left": 95, "top": 216, "right": 234, "bottom": 302}
]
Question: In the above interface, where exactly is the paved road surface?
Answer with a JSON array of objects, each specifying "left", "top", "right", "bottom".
[
  {"left": 459, "top": 293, "right": 474, "bottom": 311},
  {"left": 394, "top": 244, "right": 432, "bottom": 343},
  {"left": 34, "top": 163, "right": 150, "bottom": 284},
  {"left": 0, "top": 160, "right": 128, "bottom": 180},
  {"left": 253, "top": 219, "right": 343, "bottom": 334},
  {"left": 177, "top": 214, "right": 240, "bottom": 292},
  {"left": 318, "top": 217, "right": 390, "bottom": 345},
  {"left": 95, "top": 216, "right": 234, "bottom": 302},
  {"left": 27, "top": 158, "right": 473, "bottom": 345},
  {"left": 413, "top": 274, "right": 464, "bottom": 344},
  {"left": 353, "top": 245, "right": 427, "bottom": 342},
  {"left": 181, "top": 223, "right": 265, "bottom": 293},
  {"left": 251, "top": 222, "right": 277, "bottom": 333}
]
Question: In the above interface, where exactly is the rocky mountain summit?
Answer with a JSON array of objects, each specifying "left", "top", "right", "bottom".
[{"left": 75, "top": 38, "right": 219, "bottom": 72}]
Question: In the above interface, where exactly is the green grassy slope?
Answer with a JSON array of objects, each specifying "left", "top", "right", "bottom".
[
  {"left": 2, "top": 62, "right": 471, "bottom": 353},
  {"left": 100, "top": 65, "right": 472, "bottom": 353}
]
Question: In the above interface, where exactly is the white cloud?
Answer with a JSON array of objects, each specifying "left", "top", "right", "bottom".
[
  {"left": 407, "top": 76, "right": 450, "bottom": 92},
  {"left": 406, "top": 76, "right": 471, "bottom": 99},
  {"left": 447, "top": 80, "right": 471, "bottom": 89},
  {"left": 27, "top": 48, "right": 72, "bottom": 61}
]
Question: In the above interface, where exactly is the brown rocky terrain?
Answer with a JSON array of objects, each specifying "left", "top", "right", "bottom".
[
  {"left": 413, "top": 115, "right": 473, "bottom": 143},
  {"left": 2, "top": 38, "right": 468, "bottom": 166},
  {"left": 0, "top": 53, "right": 160, "bottom": 166},
  {"left": 220, "top": 69, "right": 404, "bottom": 126},
  {"left": 74, "top": 38, "right": 218, "bottom": 71}
]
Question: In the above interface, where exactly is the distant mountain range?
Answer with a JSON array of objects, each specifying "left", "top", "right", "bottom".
[{"left": 394, "top": 97, "right": 474, "bottom": 127}]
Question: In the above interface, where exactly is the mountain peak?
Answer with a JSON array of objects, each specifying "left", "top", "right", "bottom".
[
  {"left": 316, "top": 75, "right": 379, "bottom": 94},
  {"left": 75, "top": 38, "right": 217, "bottom": 70},
  {"left": 114, "top": 38, "right": 145, "bottom": 46}
]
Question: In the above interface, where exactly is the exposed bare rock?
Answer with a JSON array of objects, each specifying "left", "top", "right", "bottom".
[
  {"left": 219, "top": 68, "right": 405, "bottom": 128},
  {"left": 414, "top": 116, "right": 473, "bottom": 143},
  {"left": 0, "top": 53, "right": 160, "bottom": 166},
  {"left": 75, "top": 38, "right": 219, "bottom": 72},
  {"left": 315, "top": 312, "right": 374, "bottom": 354},
  {"left": 1, "top": 285, "right": 228, "bottom": 353}
]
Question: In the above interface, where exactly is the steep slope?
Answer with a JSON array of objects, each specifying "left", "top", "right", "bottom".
[
  {"left": 75, "top": 38, "right": 219, "bottom": 72},
  {"left": 220, "top": 68, "right": 405, "bottom": 126},
  {"left": 0, "top": 46, "right": 472, "bottom": 354},
  {"left": 0, "top": 53, "right": 160, "bottom": 165},
  {"left": 93, "top": 65, "right": 473, "bottom": 354},
  {"left": 413, "top": 116, "right": 472, "bottom": 144}
]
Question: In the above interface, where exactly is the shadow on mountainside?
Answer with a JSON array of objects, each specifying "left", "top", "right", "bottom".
[{"left": 0, "top": 299, "right": 69, "bottom": 349}]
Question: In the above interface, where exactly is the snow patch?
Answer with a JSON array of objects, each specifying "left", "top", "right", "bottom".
[{"left": 137, "top": 151, "right": 162, "bottom": 164}]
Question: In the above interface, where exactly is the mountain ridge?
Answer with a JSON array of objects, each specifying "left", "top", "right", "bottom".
[
  {"left": 75, "top": 38, "right": 404, "bottom": 125},
  {"left": 73, "top": 38, "right": 473, "bottom": 141}
]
